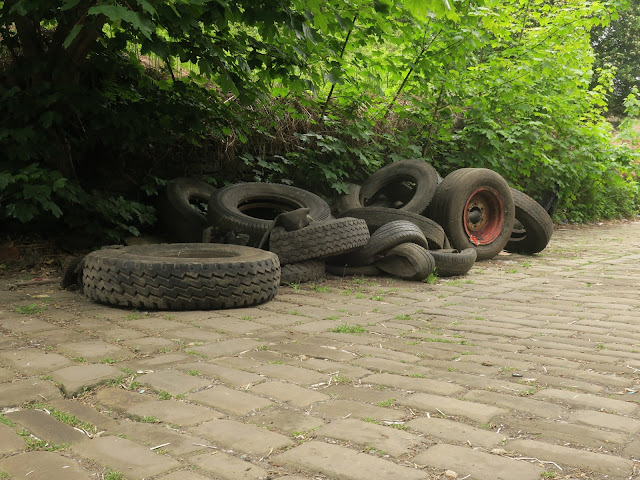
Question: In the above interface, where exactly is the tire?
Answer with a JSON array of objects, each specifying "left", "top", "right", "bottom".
[
  {"left": 337, "top": 207, "right": 447, "bottom": 249},
  {"left": 430, "top": 248, "right": 477, "bottom": 277},
  {"left": 82, "top": 244, "right": 280, "bottom": 310},
  {"left": 325, "top": 264, "right": 381, "bottom": 277},
  {"left": 60, "top": 256, "right": 86, "bottom": 290},
  {"left": 505, "top": 188, "right": 553, "bottom": 254},
  {"left": 360, "top": 159, "right": 439, "bottom": 214},
  {"left": 158, "top": 178, "right": 216, "bottom": 243},
  {"left": 207, "top": 183, "right": 332, "bottom": 247},
  {"left": 331, "top": 220, "right": 428, "bottom": 267},
  {"left": 269, "top": 218, "right": 370, "bottom": 265},
  {"left": 281, "top": 260, "right": 326, "bottom": 285},
  {"left": 375, "top": 243, "right": 436, "bottom": 281},
  {"left": 331, "top": 184, "right": 363, "bottom": 216},
  {"left": 427, "top": 168, "right": 515, "bottom": 261}
]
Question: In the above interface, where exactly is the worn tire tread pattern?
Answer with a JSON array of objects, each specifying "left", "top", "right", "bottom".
[
  {"left": 430, "top": 248, "right": 477, "bottom": 277},
  {"left": 269, "top": 218, "right": 370, "bottom": 265},
  {"left": 82, "top": 244, "right": 280, "bottom": 310},
  {"left": 376, "top": 243, "right": 436, "bottom": 280},
  {"left": 337, "top": 207, "right": 447, "bottom": 249},
  {"left": 281, "top": 260, "right": 326, "bottom": 284},
  {"left": 505, "top": 189, "right": 553, "bottom": 254}
]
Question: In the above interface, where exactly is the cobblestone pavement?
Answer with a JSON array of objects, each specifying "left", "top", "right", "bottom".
[{"left": 2, "top": 221, "right": 640, "bottom": 480}]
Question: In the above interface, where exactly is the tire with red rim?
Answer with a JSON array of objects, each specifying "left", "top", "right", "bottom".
[{"left": 427, "top": 168, "right": 515, "bottom": 261}]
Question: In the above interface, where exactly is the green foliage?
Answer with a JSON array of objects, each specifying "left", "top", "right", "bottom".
[
  {"left": 14, "top": 303, "right": 46, "bottom": 315},
  {"left": 330, "top": 322, "right": 366, "bottom": 334},
  {"left": 0, "top": 0, "right": 638, "bottom": 237}
]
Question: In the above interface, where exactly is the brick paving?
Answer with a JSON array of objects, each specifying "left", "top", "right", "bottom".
[{"left": 1, "top": 220, "right": 640, "bottom": 479}]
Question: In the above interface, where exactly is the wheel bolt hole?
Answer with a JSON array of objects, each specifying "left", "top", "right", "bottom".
[{"left": 468, "top": 207, "right": 483, "bottom": 224}]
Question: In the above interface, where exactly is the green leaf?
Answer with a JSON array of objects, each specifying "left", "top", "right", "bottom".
[
  {"left": 63, "top": 24, "right": 83, "bottom": 49},
  {"left": 88, "top": 5, "right": 154, "bottom": 39},
  {"left": 61, "top": 0, "right": 83, "bottom": 12}
]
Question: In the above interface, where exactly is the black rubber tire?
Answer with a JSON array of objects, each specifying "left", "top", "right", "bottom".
[
  {"left": 60, "top": 256, "right": 86, "bottom": 290},
  {"left": 337, "top": 207, "right": 447, "bottom": 249},
  {"left": 331, "top": 220, "right": 428, "bottom": 267},
  {"left": 505, "top": 188, "right": 554, "bottom": 254},
  {"left": 82, "top": 244, "right": 280, "bottom": 310},
  {"left": 331, "top": 184, "right": 363, "bottom": 216},
  {"left": 207, "top": 183, "right": 331, "bottom": 247},
  {"left": 281, "top": 260, "right": 326, "bottom": 285},
  {"left": 325, "top": 263, "right": 381, "bottom": 277},
  {"left": 427, "top": 168, "right": 515, "bottom": 261},
  {"left": 157, "top": 178, "right": 216, "bottom": 243},
  {"left": 269, "top": 218, "right": 370, "bottom": 265},
  {"left": 375, "top": 243, "right": 436, "bottom": 280},
  {"left": 360, "top": 159, "right": 439, "bottom": 214},
  {"left": 429, "top": 248, "right": 477, "bottom": 277}
]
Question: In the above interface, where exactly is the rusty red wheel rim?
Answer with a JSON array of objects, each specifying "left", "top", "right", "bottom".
[{"left": 463, "top": 187, "right": 504, "bottom": 245}]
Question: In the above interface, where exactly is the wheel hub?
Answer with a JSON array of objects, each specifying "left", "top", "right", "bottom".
[{"left": 463, "top": 187, "right": 505, "bottom": 245}]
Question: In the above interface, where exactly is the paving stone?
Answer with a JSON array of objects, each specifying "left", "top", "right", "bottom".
[
  {"left": 6, "top": 409, "right": 88, "bottom": 445},
  {"left": 188, "top": 385, "right": 273, "bottom": 415},
  {"left": 0, "top": 317, "right": 57, "bottom": 334},
  {"left": 121, "top": 336, "right": 177, "bottom": 354},
  {"left": 568, "top": 409, "right": 640, "bottom": 433},
  {"left": 408, "top": 417, "right": 506, "bottom": 448},
  {"left": 93, "top": 386, "right": 151, "bottom": 414},
  {"left": 98, "top": 327, "right": 147, "bottom": 342},
  {"left": 176, "top": 361, "right": 265, "bottom": 387},
  {"left": 362, "top": 373, "right": 466, "bottom": 396},
  {"left": 0, "top": 450, "right": 91, "bottom": 480},
  {"left": 543, "top": 366, "right": 633, "bottom": 389},
  {"left": 313, "top": 399, "right": 406, "bottom": 421},
  {"left": 137, "top": 370, "right": 212, "bottom": 395},
  {"left": 507, "top": 438, "right": 634, "bottom": 477},
  {"left": 189, "top": 451, "right": 268, "bottom": 480},
  {"left": 355, "top": 357, "right": 433, "bottom": 377},
  {"left": 72, "top": 436, "right": 180, "bottom": 479},
  {"left": 322, "top": 384, "right": 405, "bottom": 404},
  {"left": 126, "top": 398, "right": 224, "bottom": 426},
  {"left": 216, "top": 357, "right": 328, "bottom": 386},
  {"left": 122, "top": 317, "right": 188, "bottom": 333},
  {"left": 0, "top": 378, "right": 62, "bottom": 407},
  {"left": 533, "top": 388, "right": 638, "bottom": 414},
  {"left": 463, "top": 390, "right": 567, "bottom": 419},
  {"left": 0, "top": 347, "right": 72, "bottom": 374},
  {"left": 316, "top": 418, "right": 424, "bottom": 457},
  {"left": 398, "top": 393, "right": 507, "bottom": 423},
  {"left": 156, "top": 471, "right": 213, "bottom": 480},
  {"left": 273, "top": 440, "right": 428, "bottom": 480},
  {"left": 249, "top": 381, "right": 329, "bottom": 407},
  {"left": 122, "top": 353, "right": 194, "bottom": 372},
  {"left": 189, "top": 338, "right": 261, "bottom": 358},
  {"left": 160, "top": 326, "right": 225, "bottom": 343},
  {"left": 270, "top": 341, "right": 357, "bottom": 361},
  {"left": 413, "top": 443, "right": 543, "bottom": 480},
  {"left": 248, "top": 408, "right": 326, "bottom": 435},
  {"left": 300, "top": 358, "right": 372, "bottom": 379},
  {"left": 342, "top": 344, "right": 422, "bottom": 363},
  {"left": 50, "top": 364, "right": 122, "bottom": 397},
  {"left": 0, "top": 423, "right": 25, "bottom": 454},
  {"left": 506, "top": 418, "right": 627, "bottom": 448},
  {"left": 191, "top": 419, "right": 294, "bottom": 455},
  {"left": 623, "top": 439, "right": 640, "bottom": 457},
  {"left": 46, "top": 398, "right": 118, "bottom": 431},
  {"left": 196, "top": 317, "right": 270, "bottom": 334},
  {"left": 111, "top": 420, "right": 210, "bottom": 455},
  {"left": 0, "top": 366, "right": 15, "bottom": 382},
  {"left": 57, "top": 340, "right": 131, "bottom": 362}
]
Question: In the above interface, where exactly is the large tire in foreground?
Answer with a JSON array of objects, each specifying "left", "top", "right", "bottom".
[
  {"left": 269, "top": 218, "right": 370, "bottom": 264},
  {"left": 207, "top": 183, "right": 331, "bottom": 247},
  {"left": 505, "top": 188, "right": 553, "bottom": 254},
  {"left": 83, "top": 244, "right": 280, "bottom": 310},
  {"left": 428, "top": 168, "right": 515, "bottom": 261},
  {"left": 157, "top": 178, "right": 216, "bottom": 243},
  {"left": 430, "top": 248, "right": 477, "bottom": 277},
  {"left": 337, "top": 207, "right": 447, "bottom": 249},
  {"left": 360, "top": 159, "right": 439, "bottom": 214}
]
